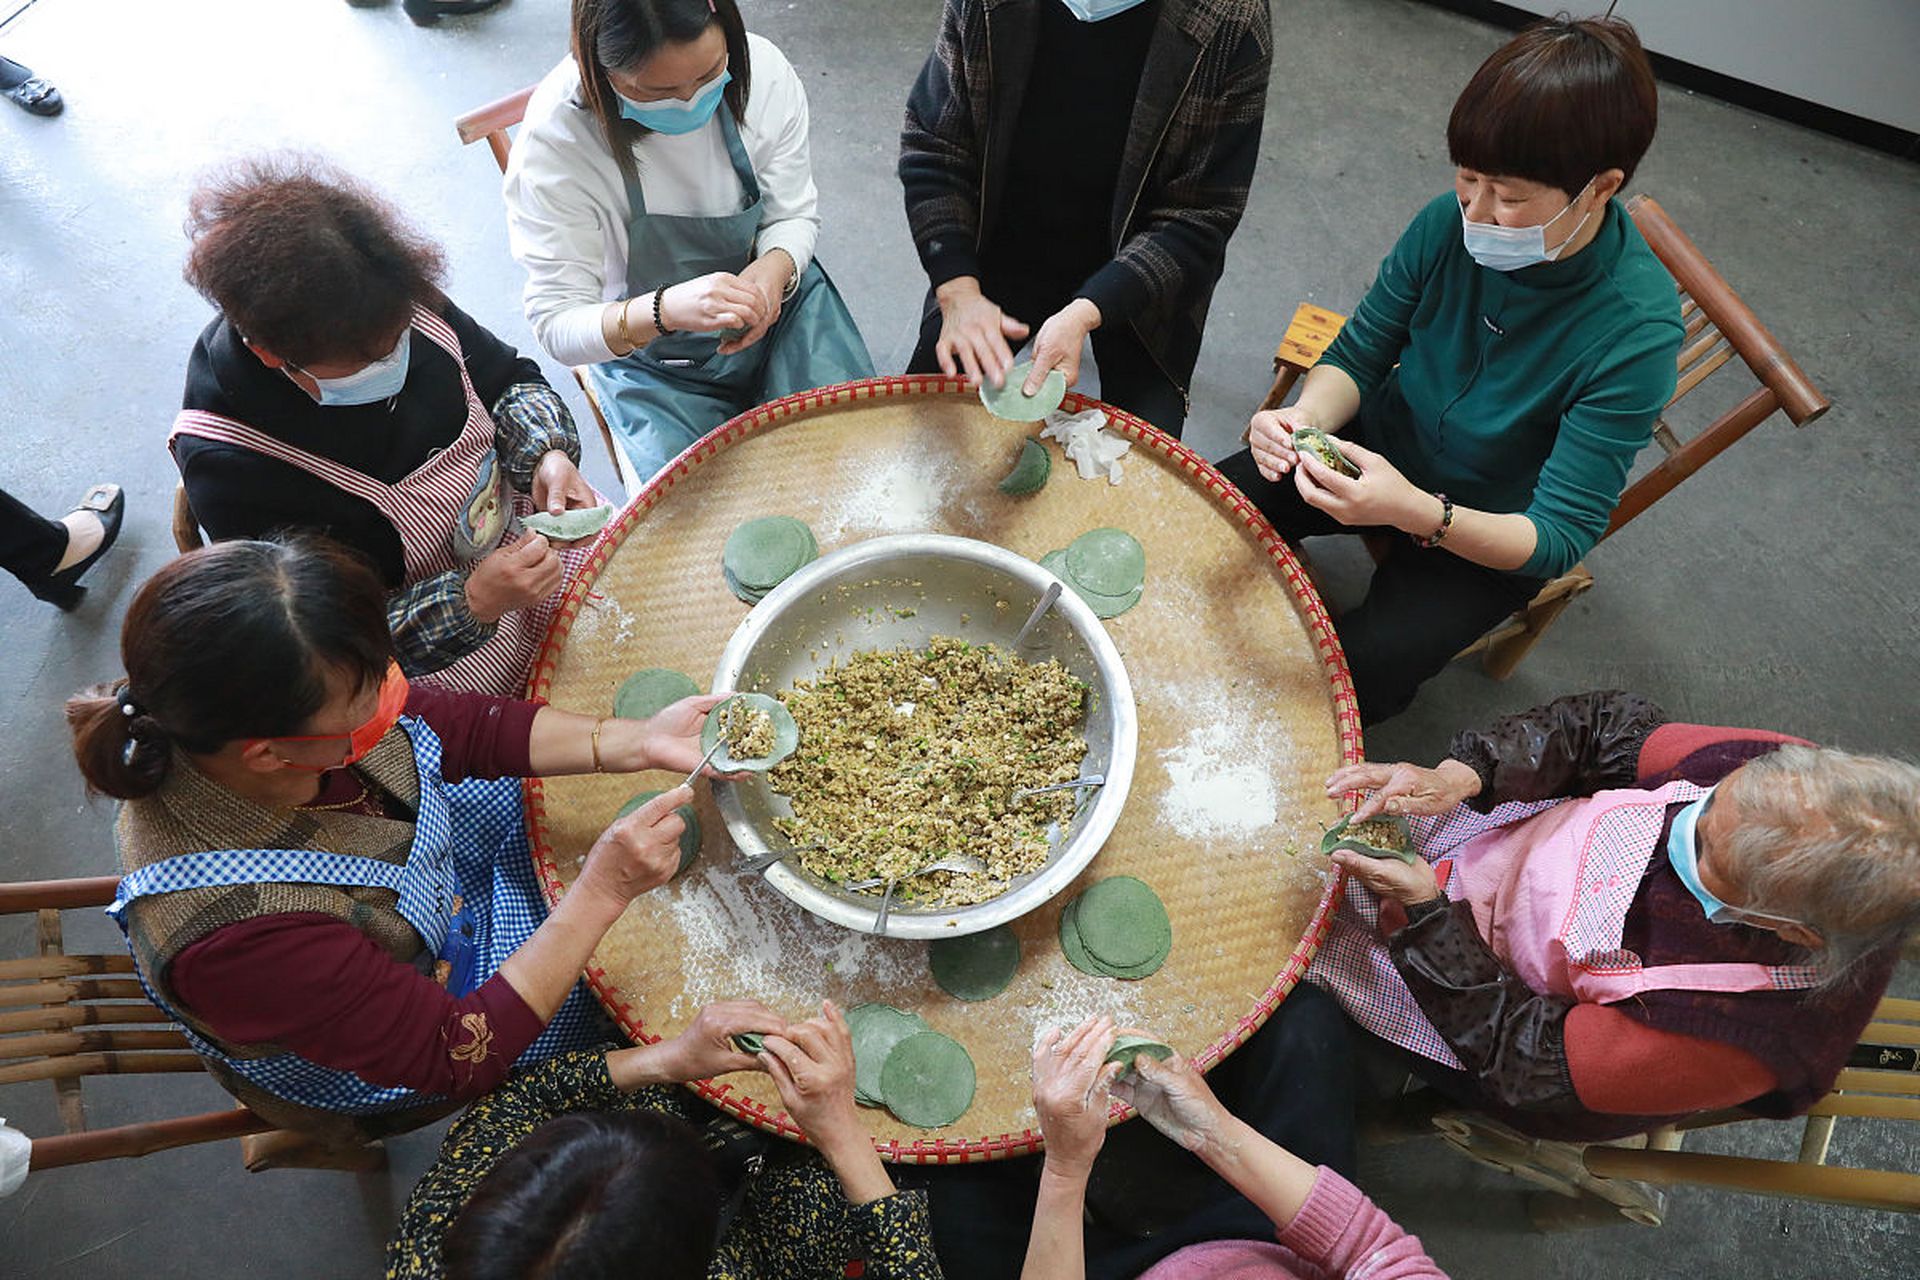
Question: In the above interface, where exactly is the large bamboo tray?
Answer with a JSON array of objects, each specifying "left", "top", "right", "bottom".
[{"left": 525, "top": 376, "right": 1360, "bottom": 1163}]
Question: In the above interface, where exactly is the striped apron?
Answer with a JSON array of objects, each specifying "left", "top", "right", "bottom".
[{"left": 170, "top": 304, "right": 587, "bottom": 696}]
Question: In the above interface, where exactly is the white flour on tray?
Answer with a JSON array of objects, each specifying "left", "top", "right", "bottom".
[
  {"left": 818, "top": 445, "right": 957, "bottom": 541},
  {"left": 663, "top": 870, "right": 919, "bottom": 1019},
  {"left": 1153, "top": 675, "right": 1299, "bottom": 840}
]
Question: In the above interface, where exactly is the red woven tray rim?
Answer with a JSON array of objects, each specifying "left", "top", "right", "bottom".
[{"left": 522, "top": 375, "right": 1361, "bottom": 1163}]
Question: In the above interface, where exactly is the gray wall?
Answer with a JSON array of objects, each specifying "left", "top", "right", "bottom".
[{"left": 1503, "top": 0, "right": 1920, "bottom": 131}]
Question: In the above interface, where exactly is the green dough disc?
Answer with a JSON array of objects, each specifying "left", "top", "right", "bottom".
[
  {"left": 848, "top": 1003, "right": 931, "bottom": 1107},
  {"left": 1037, "top": 550, "right": 1141, "bottom": 620},
  {"left": 520, "top": 502, "right": 616, "bottom": 541},
  {"left": 1069, "top": 877, "right": 1171, "bottom": 970},
  {"left": 723, "top": 563, "right": 769, "bottom": 605},
  {"left": 1064, "top": 528, "right": 1146, "bottom": 597},
  {"left": 879, "top": 1030, "right": 977, "bottom": 1129},
  {"left": 723, "top": 516, "right": 817, "bottom": 591},
  {"left": 929, "top": 925, "right": 1022, "bottom": 1001},
  {"left": 613, "top": 668, "right": 702, "bottom": 721},
  {"left": 1320, "top": 813, "right": 1419, "bottom": 865},
  {"left": 732, "top": 1031, "right": 767, "bottom": 1054},
  {"left": 979, "top": 362, "right": 1068, "bottom": 422},
  {"left": 1104, "top": 1035, "right": 1174, "bottom": 1076},
  {"left": 1061, "top": 897, "right": 1170, "bottom": 979},
  {"left": 698, "top": 693, "right": 800, "bottom": 771},
  {"left": 617, "top": 789, "right": 702, "bottom": 876},
  {"left": 998, "top": 438, "right": 1052, "bottom": 496}
]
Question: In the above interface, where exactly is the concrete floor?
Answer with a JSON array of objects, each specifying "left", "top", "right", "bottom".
[{"left": 2, "top": 0, "right": 1915, "bottom": 1275}]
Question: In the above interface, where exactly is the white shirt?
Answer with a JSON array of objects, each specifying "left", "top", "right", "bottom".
[{"left": 504, "top": 34, "right": 820, "bottom": 368}]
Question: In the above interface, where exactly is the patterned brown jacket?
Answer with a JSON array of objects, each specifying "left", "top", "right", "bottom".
[{"left": 899, "top": 0, "right": 1272, "bottom": 397}]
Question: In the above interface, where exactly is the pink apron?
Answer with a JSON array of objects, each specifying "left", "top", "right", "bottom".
[
  {"left": 171, "top": 305, "right": 593, "bottom": 696},
  {"left": 1309, "top": 782, "right": 1820, "bottom": 1068}
]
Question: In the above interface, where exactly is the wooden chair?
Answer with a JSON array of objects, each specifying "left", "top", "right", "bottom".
[
  {"left": 1260, "top": 194, "right": 1830, "bottom": 678},
  {"left": 1, "top": 876, "right": 382, "bottom": 1176},
  {"left": 1411, "top": 995, "right": 1920, "bottom": 1229},
  {"left": 171, "top": 482, "right": 203, "bottom": 553},
  {"left": 455, "top": 85, "right": 645, "bottom": 497}
]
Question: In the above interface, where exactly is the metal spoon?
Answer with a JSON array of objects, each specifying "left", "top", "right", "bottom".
[
  {"left": 1010, "top": 775, "right": 1106, "bottom": 805},
  {"left": 678, "top": 735, "right": 730, "bottom": 790},
  {"left": 844, "top": 853, "right": 989, "bottom": 891},
  {"left": 739, "top": 841, "right": 825, "bottom": 876},
  {"left": 1011, "top": 580, "right": 1063, "bottom": 649}
]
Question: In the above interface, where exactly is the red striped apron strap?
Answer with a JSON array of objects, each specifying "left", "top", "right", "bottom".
[{"left": 169, "top": 410, "right": 392, "bottom": 508}]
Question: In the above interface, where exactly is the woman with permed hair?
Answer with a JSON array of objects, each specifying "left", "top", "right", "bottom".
[
  {"left": 174, "top": 154, "right": 603, "bottom": 697},
  {"left": 504, "top": 0, "right": 874, "bottom": 483},
  {"left": 1217, "top": 16, "right": 1685, "bottom": 725}
]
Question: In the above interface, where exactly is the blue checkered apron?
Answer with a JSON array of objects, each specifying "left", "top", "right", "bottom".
[{"left": 107, "top": 716, "right": 603, "bottom": 1114}]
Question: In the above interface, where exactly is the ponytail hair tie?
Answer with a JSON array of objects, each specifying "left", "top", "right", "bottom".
[{"left": 117, "top": 686, "right": 143, "bottom": 719}]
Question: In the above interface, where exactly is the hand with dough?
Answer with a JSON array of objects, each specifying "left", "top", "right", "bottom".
[
  {"left": 529, "top": 449, "right": 598, "bottom": 522},
  {"left": 760, "top": 1001, "right": 900, "bottom": 1205},
  {"left": 1024, "top": 298, "right": 1102, "bottom": 395}
]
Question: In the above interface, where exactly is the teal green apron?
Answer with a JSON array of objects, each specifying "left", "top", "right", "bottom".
[{"left": 587, "top": 109, "right": 874, "bottom": 481}]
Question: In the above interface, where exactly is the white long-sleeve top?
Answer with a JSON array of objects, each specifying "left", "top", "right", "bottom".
[{"left": 503, "top": 34, "right": 820, "bottom": 368}]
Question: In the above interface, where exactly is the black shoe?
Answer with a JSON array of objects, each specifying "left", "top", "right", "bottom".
[
  {"left": 401, "top": 0, "right": 503, "bottom": 25},
  {"left": 29, "top": 483, "right": 124, "bottom": 610},
  {"left": 4, "top": 75, "right": 62, "bottom": 117}
]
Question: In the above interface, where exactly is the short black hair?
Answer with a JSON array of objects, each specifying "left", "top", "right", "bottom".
[
  {"left": 1447, "top": 15, "right": 1658, "bottom": 199},
  {"left": 444, "top": 1110, "right": 722, "bottom": 1280}
]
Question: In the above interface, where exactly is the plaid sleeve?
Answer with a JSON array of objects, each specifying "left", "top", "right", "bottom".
[
  {"left": 899, "top": 0, "right": 986, "bottom": 288},
  {"left": 388, "top": 571, "right": 494, "bottom": 679},
  {"left": 492, "top": 381, "right": 581, "bottom": 491}
]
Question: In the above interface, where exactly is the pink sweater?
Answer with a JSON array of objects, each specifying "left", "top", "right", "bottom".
[{"left": 1137, "top": 1168, "right": 1447, "bottom": 1280}]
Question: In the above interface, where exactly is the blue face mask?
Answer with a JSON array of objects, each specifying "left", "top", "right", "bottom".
[
  {"left": 1459, "top": 177, "right": 1597, "bottom": 272},
  {"left": 617, "top": 68, "right": 731, "bottom": 136},
  {"left": 1667, "top": 790, "right": 1808, "bottom": 931},
  {"left": 1059, "top": 0, "right": 1153, "bottom": 19},
  {"left": 291, "top": 330, "right": 411, "bottom": 407}
]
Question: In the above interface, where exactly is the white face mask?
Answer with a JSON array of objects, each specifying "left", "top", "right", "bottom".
[
  {"left": 290, "top": 330, "right": 412, "bottom": 407},
  {"left": 1059, "top": 0, "right": 1153, "bottom": 20},
  {"left": 1459, "top": 178, "right": 1598, "bottom": 272}
]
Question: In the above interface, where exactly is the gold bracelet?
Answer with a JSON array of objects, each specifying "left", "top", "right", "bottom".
[
  {"left": 617, "top": 299, "right": 635, "bottom": 353},
  {"left": 590, "top": 717, "right": 608, "bottom": 773}
]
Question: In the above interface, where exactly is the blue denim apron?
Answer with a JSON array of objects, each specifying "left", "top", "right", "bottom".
[
  {"left": 107, "top": 717, "right": 602, "bottom": 1115},
  {"left": 586, "top": 108, "right": 873, "bottom": 481}
]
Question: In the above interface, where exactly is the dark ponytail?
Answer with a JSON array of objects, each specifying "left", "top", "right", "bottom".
[
  {"left": 570, "top": 0, "right": 752, "bottom": 181},
  {"left": 65, "top": 536, "right": 394, "bottom": 800}
]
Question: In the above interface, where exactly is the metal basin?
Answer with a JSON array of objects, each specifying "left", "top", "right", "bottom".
[{"left": 710, "top": 533, "right": 1138, "bottom": 939}]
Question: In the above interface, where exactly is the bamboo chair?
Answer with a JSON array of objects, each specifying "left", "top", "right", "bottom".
[
  {"left": 1417, "top": 995, "right": 1920, "bottom": 1229},
  {"left": 1, "top": 876, "right": 383, "bottom": 1175},
  {"left": 1259, "top": 194, "right": 1829, "bottom": 678},
  {"left": 454, "top": 85, "right": 645, "bottom": 497}
]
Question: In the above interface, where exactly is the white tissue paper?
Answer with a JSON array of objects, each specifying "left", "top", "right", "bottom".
[
  {"left": 0, "top": 1116, "right": 29, "bottom": 1198},
  {"left": 1039, "top": 408, "right": 1131, "bottom": 485}
]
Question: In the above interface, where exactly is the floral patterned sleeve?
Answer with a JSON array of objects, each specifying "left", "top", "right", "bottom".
[{"left": 710, "top": 1155, "right": 943, "bottom": 1280}]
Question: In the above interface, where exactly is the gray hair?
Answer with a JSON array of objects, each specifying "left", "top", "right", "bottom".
[{"left": 1720, "top": 745, "right": 1920, "bottom": 987}]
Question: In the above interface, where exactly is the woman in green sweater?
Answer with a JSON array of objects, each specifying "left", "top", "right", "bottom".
[{"left": 1219, "top": 15, "right": 1683, "bottom": 723}]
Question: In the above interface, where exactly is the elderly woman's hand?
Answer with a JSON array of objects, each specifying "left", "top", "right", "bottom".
[
  {"left": 1326, "top": 759, "right": 1482, "bottom": 822},
  {"left": 1293, "top": 437, "right": 1442, "bottom": 534},
  {"left": 1110, "top": 1048, "right": 1229, "bottom": 1154},
  {"left": 1032, "top": 1018, "right": 1123, "bottom": 1179},
  {"left": 1331, "top": 847, "right": 1441, "bottom": 907},
  {"left": 529, "top": 450, "right": 598, "bottom": 523},
  {"left": 761, "top": 1001, "right": 864, "bottom": 1147}
]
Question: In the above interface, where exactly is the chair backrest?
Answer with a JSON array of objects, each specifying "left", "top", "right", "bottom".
[
  {"left": 1603, "top": 195, "right": 1829, "bottom": 540},
  {"left": 455, "top": 85, "right": 536, "bottom": 175},
  {"left": 0, "top": 876, "right": 272, "bottom": 1170}
]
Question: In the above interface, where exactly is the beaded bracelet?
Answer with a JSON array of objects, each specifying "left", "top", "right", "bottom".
[
  {"left": 1415, "top": 492, "right": 1454, "bottom": 548},
  {"left": 653, "top": 287, "right": 674, "bottom": 336}
]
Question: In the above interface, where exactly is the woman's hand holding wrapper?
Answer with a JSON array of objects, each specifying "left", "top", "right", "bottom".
[{"left": 1322, "top": 757, "right": 1483, "bottom": 907}]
